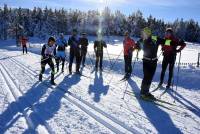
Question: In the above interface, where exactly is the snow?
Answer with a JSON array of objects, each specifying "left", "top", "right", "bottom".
[{"left": 0, "top": 37, "right": 200, "bottom": 134}]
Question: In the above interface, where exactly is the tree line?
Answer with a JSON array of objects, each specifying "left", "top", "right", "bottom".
[{"left": 0, "top": 4, "right": 200, "bottom": 43}]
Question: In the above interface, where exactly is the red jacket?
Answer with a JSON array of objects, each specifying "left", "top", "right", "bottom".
[
  {"left": 162, "top": 36, "right": 186, "bottom": 56},
  {"left": 123, "top": 37, "right": 136, "bottom": 56},
  {"left": 20, "top": 37, "right": 28, "bottom": 46}
]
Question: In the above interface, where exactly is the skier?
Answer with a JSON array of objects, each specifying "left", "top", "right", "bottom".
[
  {"left": 55, "top": 33, "right": 68, "bottom": 73},
  {"left": 39, "top": 36, "right": 56, "bottom": 85},
  {"left": 159, "top": 28, "right": 186, "bottom": 88},
  {"left": 123, "top": 31, "right": 137, "bottom": 79},
  {"left": 20, "top": 36, "right": 28, "bottom": 54},
  {"left": 68, "top": 29, "right": 81, "bottom": 74},
  {"left": 137, "top": 27, "right": 164, "bottom": 100},
  {"left": 79, "top": 32, "right": 89, "bottom": 67},
  {"left": 94, "top": 32, "right": 107, "bottom": 71}
]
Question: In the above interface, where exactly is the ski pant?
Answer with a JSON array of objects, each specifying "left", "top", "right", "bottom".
[
  {"left": 141, "top": 59, "right": 157, "bottom": 94},
  {"left": 40, "top": 57, "right": 55, "bottom": 82},
  {"left": 160, "top": 55, "right": 176, "bottom": 86},
  {"left": 56, "top": 57, "right": 65, "bottom": 71},
  {"left": 69, "top": 50, "right": 81, "bottom": 72},
  {"left": 124, "top": 55, "right": 133, "bottom": 75},
  {"left": 22, "top": 45, "right": 27, "bottom": 54},
  {"left": 81, "top": 49, "right": 87, "bottom": 66},
  {"left": 95, "top": 53, "right": 103, "bottom": 69}
]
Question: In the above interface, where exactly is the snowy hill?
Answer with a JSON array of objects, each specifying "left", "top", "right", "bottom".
[{"left": 0, "top": 37, "right": 199, "bottom": 134}]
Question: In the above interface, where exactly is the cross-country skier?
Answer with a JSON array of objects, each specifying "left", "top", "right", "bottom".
[
  {"left": 137, "top": 27, "right": 164, "bottom": 100},
  {"left": 55, "top": 33, "right": 67, "bottom": 73},
  {"left": 20, "top": 36, "right": 28, "bottom": 54},
  {"left": 94, "top": 32, "right": 107, "bottom": 71},
  {"left": 159, "top": 28, "right": 186, "bottom": 89},
  {"left": 123, "top": 31, "right": 137, "bottom": 79},
  {"left": 68, "top": 29, "right": 81, "bottom": 74},
  {"left": 39, "top": 36, "right": 57, "bottom": 85},
  {"left": 79, "top": 32, "right": 89, "bottom": 67}
]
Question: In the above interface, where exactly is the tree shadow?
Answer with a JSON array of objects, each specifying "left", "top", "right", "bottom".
[
  {"left": 127, "top": 78, "right": 182, "bottom": 134},
  {"left": 88, "top": 71, "right": 109, "bottom": 103}
]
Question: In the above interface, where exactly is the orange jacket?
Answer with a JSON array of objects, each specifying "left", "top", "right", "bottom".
[
  {"left": 20, "top": 37, "right": 28, "bottom": 46},
  {"left": 123, "top": 37, "right": 136, "bottom": 56}
]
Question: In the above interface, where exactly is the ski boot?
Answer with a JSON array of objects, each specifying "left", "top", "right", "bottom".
[{"left": 140, "top": 93, "right": 156, "bottom": 101}]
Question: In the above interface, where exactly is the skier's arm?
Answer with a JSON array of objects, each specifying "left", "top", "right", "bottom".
[
  {"left": 94, "top": 41, "right": 97, "bottom": 54},
  {"left": 86, "top": 39, "right": 89, "bottom": 47},
  {"left": 41, "top": 45, "right": 46, "bottom": 57},
  {"left": 53, "top": 46, "right": 56, "bottom": 57},
  {"left": 176, "top": 39, "right": 186, "bottom": 52},
  {"left": 68, "top": 37, "right": 72, "bottom": 47},
  {"left": 103, "top": 41, "right": 107, "bottom": 48},
  {"left": 136, "top": 39, "right": 143, "bottom": 51}
]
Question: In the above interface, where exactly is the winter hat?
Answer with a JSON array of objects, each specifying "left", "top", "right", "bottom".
[
  {"left": 48, "top": 36, "right": 56, "bottom": 42},
  {"left": 124, "top": 31, "right": 129, "bottom": 36},
  {"left": 143, "top": 27, "right": 152, "bottom": 36},
  {"left": 166, "top": 28, "right": 173, "bottom": 33}
]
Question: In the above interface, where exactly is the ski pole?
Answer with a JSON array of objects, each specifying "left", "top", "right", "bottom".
[
  {"left": 105, "top": 49, "right": 123, "bottom": 84},
  {"left": 87, "top": 51, "right": 95, "bottom": 70},
  {"left": 174, "top": 52, "right": 182, "bottom": 103},
  {"left": 106, "top": 47, "right": 113, "bottom": 67},
  {"left": 131, "top": 49, "right": 139, "bottom": 77}
]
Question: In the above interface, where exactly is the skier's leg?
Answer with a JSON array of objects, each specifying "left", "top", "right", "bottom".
[
  {"left": 95, "top": 54, "right": 99, "bottom": 70},
  {"left": 25, "top": 45, "right": 27, "bottom": 54},
  {"left": 141, "top": 60, "right": 150, "bottom": 94},
  {"left": 75, "top": 51, "right": 81, "bottom": 72},
  {"left": 128, "top": 55, "right": 133, "bottom": 74},
  {"left": 124, "top": 55, "right": 128, "bottom": 75},
  {"left": 61, "top": 58, "right": 65, "bottom": 72},
  {"left": 100, "top": 53, "right": 103, "bottom": 70},
  {"left": 168, "top": 56, "right": 176, "bottom": 87},
  {"left": 82, "top": 51, "right": 86, "bottom": 66},
  {"left": 160, "top": 57, "right": 168, "bottom": 85},
  {"left": 48, "top": 59, "right": 56, "bottom": 84},
  {"left": 39, "top": 60, "right": 47, "bottom": 81},
  {"left": 22, "top": 46, "right": 25, "bottom": 54},
  {"left": 56, "top": 57, "right": 60, "bottom": 72},
  {"left": 69, "top": 51, "right": 74, "bottom": 73}
]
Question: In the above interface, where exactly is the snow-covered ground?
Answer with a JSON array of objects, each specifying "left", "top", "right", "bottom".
[{"left": 0, "top": 37, "right": 200, "bottom": 134}]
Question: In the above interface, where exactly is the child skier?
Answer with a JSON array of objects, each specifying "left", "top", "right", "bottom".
[{"left": 39, "top": 36, "right": 57, "bottom": 85}]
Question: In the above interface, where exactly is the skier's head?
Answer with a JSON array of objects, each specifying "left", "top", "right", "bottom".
[
  {"left": 59, "top": 33, "right": 64, "bottom": 39},
  {"left": 142, "top": 27, "right": 152, "bottom": 40},
  {"left": 124, "top": 31, "right": 130, "bottom": 39},
  {"left": 97, "top": 30, "right": 102, "bottom": 41},
  {"left": 165, "top": 28, "right": 173, "bottom": 38},
  {"left": 48, "top": 36, "right": 56, "bottom": 46},
  {"left": 72, "top": 29, "right": 77, "bottom": 36}
]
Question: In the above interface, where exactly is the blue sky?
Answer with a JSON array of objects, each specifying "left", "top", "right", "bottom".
[{"left": 0, "top": 0, "right": 199, "bottom": 23}]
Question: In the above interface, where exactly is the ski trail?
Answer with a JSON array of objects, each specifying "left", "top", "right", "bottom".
[
  {"left": 2, "top": 54, "right": 141, "bottom": 134},
  {"left": 0, "top": 62, "right": 55, "bottom": 134}
]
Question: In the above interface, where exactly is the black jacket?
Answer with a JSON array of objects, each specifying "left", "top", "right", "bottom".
[
  {"left": 137, "top": 36, "right": 164, "bottom": 59},
  {"left": 94, "top": 40, "right": 107, "bottom": 54},
  {"left": 79, "top": 37, "right": 89, "bottom": 51}
]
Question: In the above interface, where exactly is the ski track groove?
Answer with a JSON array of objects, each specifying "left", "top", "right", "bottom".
[
  {"left": 0, "top": 61, "right": 55, "bottom": 134},
  {"left": 2, "top": 54, "right": 142, "bottom": 134}
]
